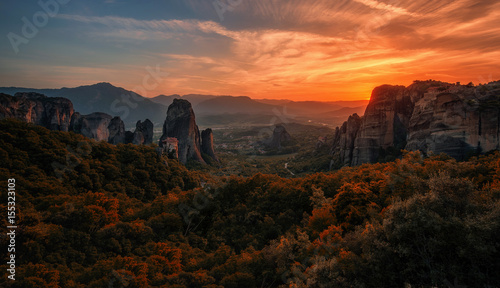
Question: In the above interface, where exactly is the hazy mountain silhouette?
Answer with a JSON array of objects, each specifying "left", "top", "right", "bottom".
[
  {"left": 194, "top": 96, "right": 279, "bottom": 115},
  {"left": 0, "top": 83, "right": 368, "bottom": 127},
  {"left": 0, "top": 83, "right": 167, "bottom": 126},
  {"left": 149, "top": 94, "right": 180, "bottom": 106},
  {"left": 317, "top": 106, "right": 367, "bottom": 118},
  {"left": 151, "top": 94, "right": 217, "bottom": 107}
]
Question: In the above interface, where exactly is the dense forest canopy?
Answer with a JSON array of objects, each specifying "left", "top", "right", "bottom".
[{"left": 1, "top": 119, "right": 499, "bottom": 287}]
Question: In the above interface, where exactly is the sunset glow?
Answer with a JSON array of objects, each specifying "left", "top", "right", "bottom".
[{"left": 1, "top": 0, "right": 499, "bottom": 101}]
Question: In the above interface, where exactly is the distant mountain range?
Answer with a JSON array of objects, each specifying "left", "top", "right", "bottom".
[
  {"left": 152, "top": 94, "right": 368, "bottom": 117},
  {"left": 0, "top": 83, "right": 166, "bottom": 127},
  {"left": 0, "top": 83, "right": 368, "bottom": 127}
]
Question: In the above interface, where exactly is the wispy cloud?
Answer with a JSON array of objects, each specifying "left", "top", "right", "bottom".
[
  {"left": 2, "top": 0, "right": 498, "bottom": 101},
  {"left": 58, "top": 14, "right": 215, "bottom": 33},
  {"left": 352, "top": 0, "right": 420, "bottom": 16}
]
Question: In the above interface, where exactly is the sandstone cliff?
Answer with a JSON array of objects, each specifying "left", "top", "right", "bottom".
[
  {"left": 333, "top": 80, "right": 500, "bottom": 165},
  {"left": 70, "top": 112, "right": 126, "bottom": 144},
  {"left": 201, "top": 128, "right": 219, "bottom": 162},
  {"left": 132, "top": 119, "right": 154, "bottom": 145},
  {"left": 108, "top": 116, "right": 127, "bottom": 144},
  {"left": 331, "top": 113, "right": 362, "bottom": 166},
  {"left": 0, "top": 92, "right": 151, "bottom": 145},
  {"left": 406, "top": 84, "right": 500, "bottom": 159},
  {"left": 0, "top": 92, "right": 74, "bottom": 131},
  {"left": 159, "top": 99, "right": 206, "bottom": 164}
]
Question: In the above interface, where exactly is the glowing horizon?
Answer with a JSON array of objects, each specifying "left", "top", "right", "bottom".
[{"left": 0, "top": 0, "right": 499, "bottom": 101}]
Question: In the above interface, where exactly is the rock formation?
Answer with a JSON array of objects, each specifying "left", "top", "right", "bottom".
[
  {"left": 201, "top": 128, "right": 219, "bottom": 162},
  {"left": 132, "top": 119, "right": 154, "bottom": 145},
  {"left": 159, "top": 99, "right": 218, "bottom": 164},
  {"left": 332, "top": 80, "right": 500, "bottom": 165},
  {"left": 266, "top": 124, "right": 292, "bottom": 149},
  {"left": 70, "top": 112, "right": 126, "bottom": 144},
  {"left": 331, "top": 113, "right": 362, "bottom": 165},
  {"left": 406, "top": 86, "right": 500, "bottom": 159},
  {"left": 0, "top": 92, "right": 74, "bottom": 131},
  {"left": 108, "top": 116, "right": 126, "bottom": 144},
  {"left": 162, "top": 137, "right": 179, "bottom": 160},
  {"left": 0, "top": 92, "right": 159, "bottom": 146},
  {"left": 351, "top": 85, "right": 412, "bottom": 164}
]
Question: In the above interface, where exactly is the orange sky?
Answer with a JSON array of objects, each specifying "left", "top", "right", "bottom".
[{"left": 1, "top": 0, "right": 499, "bottom": 101}]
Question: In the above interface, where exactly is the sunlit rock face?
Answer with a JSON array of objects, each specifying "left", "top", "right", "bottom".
[
  {"left": 0, "top": 92, "right": 156, "bottom": 146},
  {"left": 332, "top": 113, "right": 362, "bottom": 166},
  {"left": 333, "top": 80, "right": 500, "bottom": 165},
  {"left": 351, "top": 85, "right": 411, "bottom": 165},
  {"left": 0, "top": 92, "right": 74, "bottom": 132},
  {"left": 70, "top": 112, "right": 126, "bottom": 144},
  {"left": 159, "top": 99, "right": 205, "bottom": 164},
  {"left": 406, "top": 84, "right": 500, "bottom": 159}
]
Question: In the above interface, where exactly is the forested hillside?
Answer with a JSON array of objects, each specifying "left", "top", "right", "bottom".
[{"left": 1, "top": 119, "right": 499, "bottom": 287}]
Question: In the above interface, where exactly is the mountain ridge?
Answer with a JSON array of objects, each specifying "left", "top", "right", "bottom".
[
  {"left": 0, "top": 83, "right": 369, "bottom": 128},
  {"left": 0, "top": 82, "right": 167, "bottom": 126}
]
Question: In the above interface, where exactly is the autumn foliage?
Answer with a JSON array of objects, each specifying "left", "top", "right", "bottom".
[{"left": 0, "top": 119, "right": 499, "bottom": 287}]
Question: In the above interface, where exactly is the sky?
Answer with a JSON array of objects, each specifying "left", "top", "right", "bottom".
[{"left": 0, "top": 0, "right": 499, "bottom": 101}]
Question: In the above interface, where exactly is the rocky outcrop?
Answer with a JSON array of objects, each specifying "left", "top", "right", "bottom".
[
  {"left": 0, "top": 92, "right": 157, "bottom": 146},
  {"left": 201, "top": 128, "right": 219, "bottom": 162},
  {"left": 159, "top": 99, "right": 205, "bottom": 164},
  {"left": 162, "top": 137, "right": 179, "bottom": 160},
  {"left": 0, "top": 92, "right": 74, "bottom": 131},
  {"left": 351, "top": 85, "right": 413, "bottom": 164},
  {"left": 132, "top": 119, "right": 154, "bottom": 145},
  {"left": 333, "top": 80, "right": 500, "bottom": 165},
  {"left": 70, "top": 112, "right": 126, "bottom": 143},
  {"left": 265, "top": 124, "right": 292, "bottom": 150},
  {"left": 331, "top": 113, "right": 362, "bottom": 165},
  {"left": 406, "top": 85, "right": 500, "bottom": 159},
  {"left": 108, "top": 116, "right": 126, "bottom": 144}
]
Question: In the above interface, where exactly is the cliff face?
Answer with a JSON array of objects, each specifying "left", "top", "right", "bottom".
[
  {"left": 70, "top": 112, "right": 126, "bottom": 144},
  {"left": 406, "top": 85, "right": 500, "bottom": 159},
  {"left": 332, "top": 113, "right": 362, "bottom": 166},
  {"left": 333, "top": 80, "right": 500, "bottom": 165},
  {"left": 201, "top": 128, "right": 219, "bottom": 162},
  {"left": 0, "top": 92, "right": 159, "bottom": 145},
  {"left": 159, "top": 99, "right": 205, "bottom": 164},
  {"left": 132, "top": 119, "right": 154, "bottom": 145},
  {"left": 351, "top": 85, "right": 413, "bottom": 165},
  {"left": 0, "top": 92, "right": 74, "bottom": 131},
  {"left": 108, "top": 116, "right": 127, "bottom": 144}
]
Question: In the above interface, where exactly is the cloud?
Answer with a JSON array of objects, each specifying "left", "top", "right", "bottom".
[
  {"left": 58, "top": 14, "right": 213, "bottom": 33},
  {"left": 352, "top": 0, "right": 420, "bottom": 16},
  {"left": 11, "top": 0, "right": 500, "bottom": 101}
]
